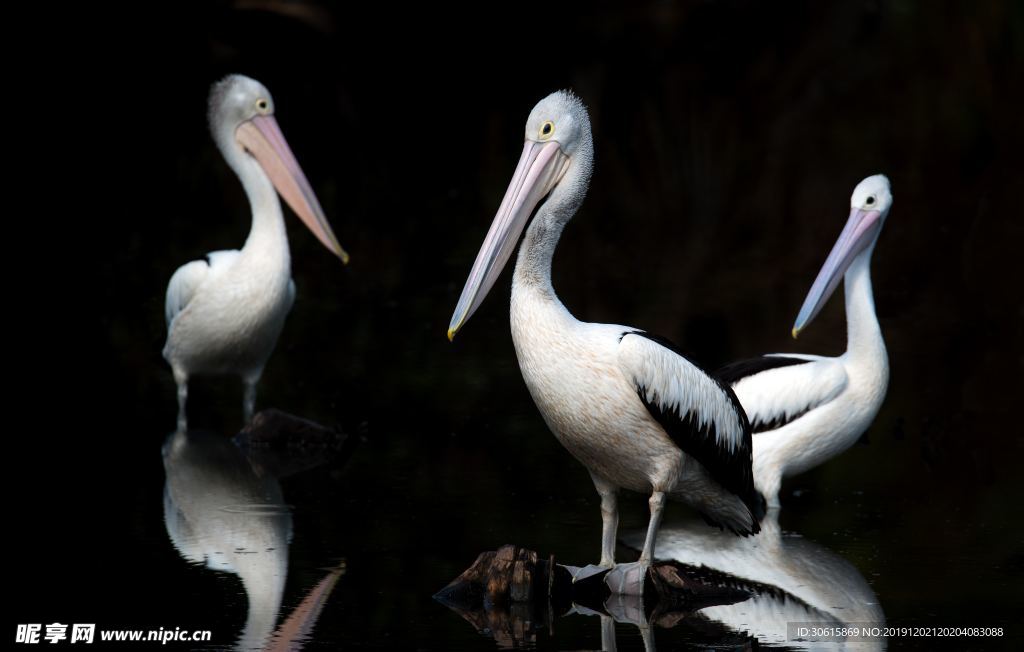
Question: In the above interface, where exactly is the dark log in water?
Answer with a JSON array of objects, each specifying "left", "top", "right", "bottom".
[
  {"left": 434, "top": 544, "right": 753, "bottom": 647},
  {"left": 436, "top": 545, "right": 550, "bottom": 606},
  {"left": 234, "top": 408, "right": 355, "bottom": 479}
]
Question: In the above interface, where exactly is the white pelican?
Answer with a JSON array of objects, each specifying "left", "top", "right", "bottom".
[
  {"left": 716, "top": 175, "right": 892, "bottom": 509},
  {"left": 448, "top": 91, "right": 764, "bottom": 592},
  {"left": 163, "top": 75, "right": 348, "bottom": 430}
]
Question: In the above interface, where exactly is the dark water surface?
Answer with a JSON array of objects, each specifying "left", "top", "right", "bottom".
[{"left": 9, "top": 1, "right": 1023, "bottom": 650}]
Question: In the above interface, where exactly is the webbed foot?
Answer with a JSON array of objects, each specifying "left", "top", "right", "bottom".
[{"left": 604, "top": 561, "right": 649, "bottom": 596}]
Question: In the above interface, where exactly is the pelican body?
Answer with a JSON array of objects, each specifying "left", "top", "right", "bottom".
[
  {"left": 717, "top": 175, "right": 892, "bottom": 508},
  {"left": 164, "top": 75, "right": 348, "bottom": 430},
  {"left": 449, "top": 91, "right": 764, "bottom": 590}
]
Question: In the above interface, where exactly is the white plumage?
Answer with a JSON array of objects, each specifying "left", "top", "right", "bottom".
[
  {"left": 163, "top": 75, "right": 346, "bottom": 430},
  {"left": 731, "top": 354, "right": 848, "bottom": 430},
  {"left": 449, "top": 91, "right": 763, "bottom": 591},
  {"left": 620, "top": 333, "right": 746, "bottom": 453},
  {"left": 719, "top": 175, "right": 892, "bottom": 508}
]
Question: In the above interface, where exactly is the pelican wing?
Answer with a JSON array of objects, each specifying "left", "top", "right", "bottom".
[
  {"left": 164, "top": 250, "right": 239, "bottom": 327},
  {"left": 717, "top": 354, "right": 847, "bottom": 433},
  {"left": 617, "top": 331, "right": 758, "bottom": 508}
]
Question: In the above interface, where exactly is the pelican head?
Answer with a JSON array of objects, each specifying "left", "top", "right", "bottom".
[
  {"left": 448, "top": 90, "right": 592, "bottom": 340},
  {"left": 792, "top": 174, "right": 892, "bottom": 338},
  {"left": 209, "top": 74, "right": 349, "bottom": 263}
]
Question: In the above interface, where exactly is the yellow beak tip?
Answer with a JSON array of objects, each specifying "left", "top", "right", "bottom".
[
  {"left": 339, "top": 251, "right": 350, "bottom": 265},
  {"left": 447, "top": 328, "right": 456, "bottom": 342},
  {"left": 791, "top": 327, "right": 800, "bottom": 340}
]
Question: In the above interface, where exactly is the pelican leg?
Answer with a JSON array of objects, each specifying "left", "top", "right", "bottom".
[
  {"left": 639, "top": 623, "right": 656, "bottom": 652},
  {"left": 605, "top": 491, "right": 665, "bottom": 595},
  {"left": 604, "top": 592, "right": 655, "bottom": 652},
  {"left": 243, "top": 378, "right": 258, "bottom": 424},
  {"left": 639, "top": 491, "right": 665, "bottom": 563},
  {"left": 599, "top": 614, "right": 617, "bottom": 652},
  {"left": 754, "top": 454, "right": 783, "bottom": 510},
  {"left": 762, "top": 475, "right": 782, "bottom": 511},
  {"left": 591, "top": 473, "right": 619, "bottom": 567},
  {"left": 173, "top": 367, "right": 189, "bottom": 432}
]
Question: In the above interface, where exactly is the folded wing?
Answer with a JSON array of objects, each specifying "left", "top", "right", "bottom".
[
  {"left": 617, "top": 331, "right": 760, "bottom": 516},
  {"left": 717, "top": 354, "right": 848, "bottom": 433}
]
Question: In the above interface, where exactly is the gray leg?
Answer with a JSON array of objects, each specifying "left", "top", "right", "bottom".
[
  {"left": 639, "top": 491, "right": 666, "bottom": 563},
  {"left": 591, "top": 473, "right": 619, "bottom": 567},
  {"left": 606, "top": 490, "right": 668, "bottom": 595},
  {"left": 600, "top": 614, "right": 617, "bottom": 652},
  {"left": 173, "top": 368, "right": 188, "bottom": 432},
  {"left": 764, "top": 473, "right": 782, "bottom": 511},
  {"left": 243, "top": 378, "right": 258, "bottom": 424},
  {"left": 639, "top": 622, "right": 656, "bottom": 652},
  {"left": 753, "top": 449, "right": 782, "bottom": 509}
]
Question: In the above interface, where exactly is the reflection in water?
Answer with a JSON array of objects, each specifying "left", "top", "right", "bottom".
[
  {"left": 163, "top": 428, "right": 291, "bottom": 649},
  {"left": 436, "top": 545, "right": 754, "bottom": 651},
  {"left": 263, "top": 563, "right": 345, "bottom": 652},
  {"left": 162, "top": 410, "right": 349, "bottom": 650},
  {"left": 438, "top": 514, "right": 884, "bottom": 650},
  {"left": 625, "top": 513, "right": 885, "bottom": 650}
]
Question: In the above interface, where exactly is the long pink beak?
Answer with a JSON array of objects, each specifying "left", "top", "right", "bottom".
[
  {"left": 792, "top": 207, "right": 882, "bottom": 337},
  {"left": 447, "top": 140, "right": 569, "bottom": 340},
  {"left": 236, "top": 115, "right": 349, "bottom": 264}
]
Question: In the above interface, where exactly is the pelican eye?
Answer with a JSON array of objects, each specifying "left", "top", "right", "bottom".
[
  {"left": 256, "top": 99, "right": 269, "bottom": 112},
  {"left": 866, "top": 196, "right": 876, "bottom": 206},
  {"left": 540, "top": 120, "right": 554, "bottom": 139}
]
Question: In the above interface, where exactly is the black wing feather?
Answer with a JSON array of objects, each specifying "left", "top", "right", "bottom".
[
  {"left": 625, "top": 331, "right": 766, "bottom": 533},
  {"left": 716, "top": 356, "right": 815, "bottom": 433},
  {"left": 715, "top": 355, "right": 811, "bottom": 385}
]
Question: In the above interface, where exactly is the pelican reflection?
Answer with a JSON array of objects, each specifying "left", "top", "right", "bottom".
[
  {"left": 162, "top": 410, "right": 348, "bottom": 650},
  {"left": 624, "top": 513, "right": 885, "bottom": 650},
  {"left": 437, "top": 514, "right": 884, "bottom": 649}
]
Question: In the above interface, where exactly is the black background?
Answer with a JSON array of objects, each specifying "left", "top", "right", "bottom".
[{"left": 8, "top": 1, "right": 1024, "bottom": 649}]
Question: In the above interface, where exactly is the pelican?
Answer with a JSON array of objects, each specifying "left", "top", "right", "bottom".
[
  {"left": 716, "top": 175, "right": 892, "bottom": 509},
  {"left": 448, "top": 91, "right": 764, "bottom": 592},
  {"left": 163, "top": 75, "right": 348, "bottom": 430}
]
